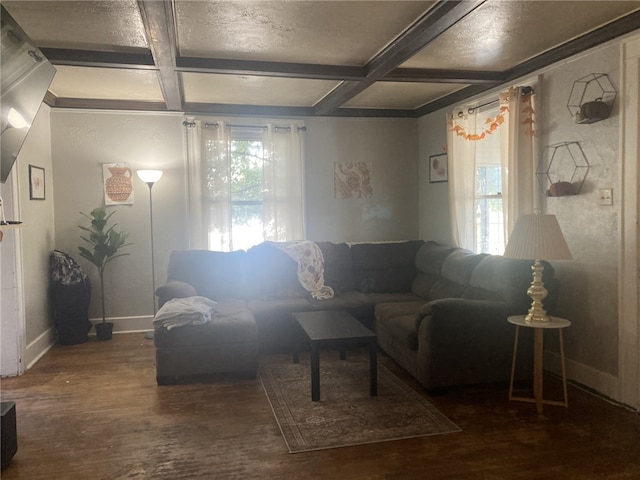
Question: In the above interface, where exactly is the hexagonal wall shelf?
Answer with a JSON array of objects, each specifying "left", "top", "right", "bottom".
[
  {"left": 537, "top": 141, "right": 590, "bottom": 196},
  {"left": 567, "top": 73, "right": 616, "bottom": 124}
]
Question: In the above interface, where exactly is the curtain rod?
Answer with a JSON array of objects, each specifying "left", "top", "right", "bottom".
[
  {"left": 182, "top": 120, "right": 306, "bottom": 132},
  {"left": 459, "top": 86, "right": 535, "bottom": 117}
]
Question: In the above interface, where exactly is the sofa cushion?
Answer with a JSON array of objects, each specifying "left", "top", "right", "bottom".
[
  {"left": 350, "top": 241, "right": 424, "bottom": 293},
  {"left": 414, "top": 241, "right": 458, "bottom": 276},
  {"left": 153, "top": 302, "right": 256, "bottom": 349},
  {"left": 465, "top": 256, "right": 555, "bottom": 310},
  {"left": 308, "top": 290, "right": 366, "bottom": 311},
  {"left": 247, "top": 297, "right": 314, "bottom": 352},
  {"left": 166, "top": 250, "right": 250, "bottom": 300},
  {"left": 440, "top": 249, "right": 488, "bottom": 285},
  {"left": 427, "top": 250, "right": 487, "bottom": 300},
  {"left": 375, "top": 314, "right": 419, "bottom": 351},
  {"left": 411, "top": 273, "right": 440, "bottom": 299},
  {"left": 316, "top": 241, "right": 356, "bottom": 294},
  {"left": 428, "top": 277, "right": 466, "bottom": 300},
  {"left": 246, "top": 243, "right": 307, "bottom": 300},
  {"left": 374, "top": 300, "right": 424, "bottom": 325}
]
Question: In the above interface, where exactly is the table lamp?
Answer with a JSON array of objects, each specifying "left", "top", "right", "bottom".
[{"left": 503, "top": 212, "right": 572, "bottom": 323}]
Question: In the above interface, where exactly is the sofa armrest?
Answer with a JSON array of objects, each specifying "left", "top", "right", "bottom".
[
  {"left": 415, "top": 298, "right": 527, "bottom": 389},
  {"left": 417, "top": 298, "right": 512, "bottom": 328},
  {"left": 155, "top": 280, "right": 198, "bottom": 307}
]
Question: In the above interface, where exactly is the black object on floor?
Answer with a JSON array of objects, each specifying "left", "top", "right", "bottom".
[
  {"left": 1, "top": 401, "right": 17, "bottom": 470},
  {"left": 49, "top": 250, "right": 92, "bottom": 344}
]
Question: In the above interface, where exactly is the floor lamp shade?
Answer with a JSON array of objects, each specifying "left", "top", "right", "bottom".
[
  {"left": 504, "top": 213, "right": 572, "bottom": 323},
  {"left": 137, "top": 169, "right": 163, "bottom": 184}
]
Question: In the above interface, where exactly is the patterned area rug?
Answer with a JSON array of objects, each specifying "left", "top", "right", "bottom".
[{"left": 260, "top": 354, "right": 461, "bottom": 453}]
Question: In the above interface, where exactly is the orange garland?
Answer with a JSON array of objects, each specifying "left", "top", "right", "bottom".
[
  {"left": 520, "top": 90, "right": 536, "bottom": 137},
  {"left": 448, "top": 88, "right": 537, "bottom": 141},
  {"left": 448, "top": 105, "right": 509, "bottom": 141}
]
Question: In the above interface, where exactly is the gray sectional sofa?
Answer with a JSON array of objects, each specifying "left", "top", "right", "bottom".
[{"left": 154, "top": 240, "right": 557, "bottom": 389}]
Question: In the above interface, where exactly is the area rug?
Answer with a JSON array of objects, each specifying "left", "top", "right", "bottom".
[{"left": 260, "top": 354, "right": 460, "bottom": 453}]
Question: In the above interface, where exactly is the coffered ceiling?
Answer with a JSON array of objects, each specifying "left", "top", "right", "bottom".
[{"left": 3, "top": 0, "right": 640, "bottom": 118}]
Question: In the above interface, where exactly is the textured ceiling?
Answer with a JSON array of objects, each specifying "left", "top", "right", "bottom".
[{"left": 2, "top": 0, "right": 639, "bottom": 118}]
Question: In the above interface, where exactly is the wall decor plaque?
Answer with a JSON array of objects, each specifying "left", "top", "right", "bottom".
[
  {"left": 103, "top": 163, "right": 134, "bottom": 205},
  {"left": 334, "top": 162, "right": 373, "bottom": 199}
]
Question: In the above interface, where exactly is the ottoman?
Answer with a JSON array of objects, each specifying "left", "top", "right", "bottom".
[{"left": 153, "top": 301, "right": 259, "bottom": 385}]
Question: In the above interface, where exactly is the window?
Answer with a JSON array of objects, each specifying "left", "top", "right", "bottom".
[
  {"left": 448, "top": 87, "right": 538, "bottom": 254},
  {"left": 190, "top": 120, "right": 305, "bottom": 252},
  {"left": 474, "top": 114, "right": 504, "bottom": 254},
  {"left": 225, "top": 133, "right": 265, "bottom": 251}
]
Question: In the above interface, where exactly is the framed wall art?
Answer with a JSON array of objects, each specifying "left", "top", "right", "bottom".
[
  {"left": 429, "top": 153, "right": 448, "bottom": 183},
  {"left": 29, "top": 165, "right": 45, "bottom": 200}
]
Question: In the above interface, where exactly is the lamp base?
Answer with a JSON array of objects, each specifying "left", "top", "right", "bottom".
[
  {"left": 524, "top": 311, "right": 551, "bottom": 323},
  {"left": 524, "top": 259, "right": 550, "bottom": 323}
]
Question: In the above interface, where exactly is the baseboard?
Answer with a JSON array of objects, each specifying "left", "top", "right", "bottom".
[
  {"left": 89, "top": 315, "right": 154, "bottom": 334},
  {"left": 22, "top": 317, "right": 153, "bottom": 371},
  {"left": 25, "top": 327, "right": 56, "bottom": 370},
  {"left": 544, "top": 350, "right": 620, "bottom": 403}
]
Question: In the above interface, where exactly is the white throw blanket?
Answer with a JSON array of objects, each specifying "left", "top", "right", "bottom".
[
  {"left": 153, "top": 296, "right": 218, "bottom": 330},
  {"left": 267, "top": 240, "right": 334, "bottom": 300}
]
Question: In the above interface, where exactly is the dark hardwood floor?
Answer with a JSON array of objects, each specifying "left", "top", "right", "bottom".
[{"left": 1, "top": 333, "right": 639, "bottom": 479}]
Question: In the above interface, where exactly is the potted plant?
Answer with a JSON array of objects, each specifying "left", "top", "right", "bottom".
[{"left": 78, "top": 207, "right": 132, "bottom": 341}]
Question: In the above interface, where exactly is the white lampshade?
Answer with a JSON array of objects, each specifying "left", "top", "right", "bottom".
[
  {"left": 137, "top": 169, "right": 163, "bottom": 183},
  {"left": 504, "top": 213, "right": 572, "bottom": 260}
]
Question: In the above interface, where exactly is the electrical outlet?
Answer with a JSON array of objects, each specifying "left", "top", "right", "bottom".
[{"left": 599, "top": 188, "right": 613, "bottom": 206}]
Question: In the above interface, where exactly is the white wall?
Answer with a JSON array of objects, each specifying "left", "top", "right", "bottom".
[
  {"left": 18, "top": 105, "right": 55, "bottom": 346},
  {"left": 539, "top": 45, "right": 620, "bottom": 380},
  {"left": 50, "top": 110, "right": 188, "bottom": 328},
  {"left": 1, "top": 104, "right": 55, "bottom": 375},
  {"left": 305, "top": 117, "right": 419, "bottom": 242},
  {"left": 417, "top": 110, "right": 452, "bottom": 245}
]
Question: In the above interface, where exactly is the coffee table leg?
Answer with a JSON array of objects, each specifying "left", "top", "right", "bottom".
[
  {"left": 369, "top": 341, "right": 377, "bottom": 396},
  {"left": 311, "top": 344, "right": 320, "bottom": 401}
]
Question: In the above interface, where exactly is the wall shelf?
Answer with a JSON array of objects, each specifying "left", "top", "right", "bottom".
[
  {"left": 537, "top": 141, "right": 590, "bottom": 196},
  {"left": 566, "top": 73, "right": 616, "bottom": 124}
]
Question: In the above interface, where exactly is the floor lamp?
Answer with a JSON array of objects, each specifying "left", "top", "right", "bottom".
[{"left": 137, "top": 169, "right": 163, "bottom": 338}]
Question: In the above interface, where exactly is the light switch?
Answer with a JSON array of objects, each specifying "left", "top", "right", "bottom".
[{"left": 599, "top": 188, "right": 613, "bottom": 206}]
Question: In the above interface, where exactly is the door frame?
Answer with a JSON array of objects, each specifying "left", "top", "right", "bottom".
[{"left": 618, "top": 34, "right": 640, "bottom": 411}]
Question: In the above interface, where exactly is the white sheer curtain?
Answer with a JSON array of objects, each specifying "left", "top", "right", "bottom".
[
  {"left": 204, "top": 121, "right": 233, "bottom": 251},
  {"left": 447, "top": 85, "right": 538, "bottom": 251},
  {"left": 263, "top": 124, "right": 305, "bottom": 242},
  {"left": 447, "top": 110, "right": 479, "bottom": 251},
  {"left": 185, "top": 118, "right": 305, "bottom": 251},
  {"left": 185, "top": 117, "right": 207, "bottom": 249},
  {"left": 501, "top": 86, "right": 539, "bottom": 239}
]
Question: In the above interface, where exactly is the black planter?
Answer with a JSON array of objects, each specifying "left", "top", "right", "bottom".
[{"left": 95, "top": 322, "right": 113, "bottom": 341}]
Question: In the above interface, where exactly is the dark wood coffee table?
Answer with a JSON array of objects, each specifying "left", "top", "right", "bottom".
[{"left": 292, "top": 310, "right": 377, "bottom": 402}]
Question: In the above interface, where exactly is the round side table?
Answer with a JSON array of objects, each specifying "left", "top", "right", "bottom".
[{"left": 508, "top": 315, "right": 571, "bottom": 414}]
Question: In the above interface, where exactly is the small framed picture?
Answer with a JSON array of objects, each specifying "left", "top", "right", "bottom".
[
  {"left": 29, "top": 165, "right": 45, "bottom": 200},
  {"left": 429, "top": 153, "right": 448, "bottom": 183}
]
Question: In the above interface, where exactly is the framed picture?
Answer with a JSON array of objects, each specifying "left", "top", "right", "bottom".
[
  {"left": 429, "top": 153, "right": 448, "bottom": 183},
  {"left": 29, "top": 165, "right": 45, "bottom": 200}
]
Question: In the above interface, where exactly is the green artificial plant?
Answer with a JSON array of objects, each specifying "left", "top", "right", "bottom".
[{"left": 78, "top": 207, "right": 132, "bottom": 324}]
